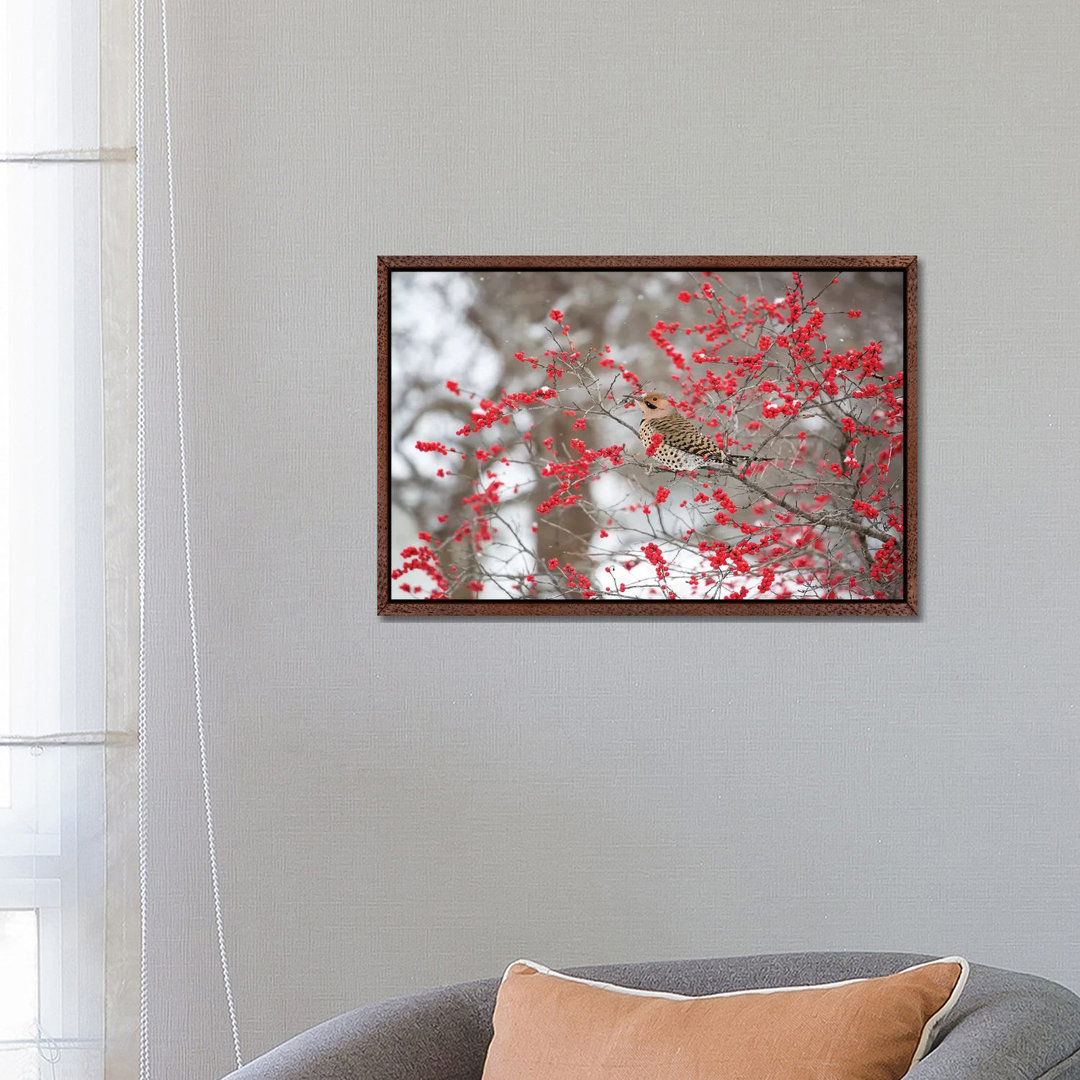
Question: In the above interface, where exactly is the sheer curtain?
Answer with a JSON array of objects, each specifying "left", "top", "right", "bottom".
[{"left": 1, "top": 2, "right": 138, "bottom": 1078}]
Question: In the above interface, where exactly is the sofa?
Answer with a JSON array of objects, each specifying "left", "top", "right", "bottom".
[{"left": 222, "top": 951, "right": 1080, "bottom": 1079}]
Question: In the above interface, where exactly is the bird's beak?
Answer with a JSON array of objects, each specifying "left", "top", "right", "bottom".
[{"left": 619, "top": 393, "right": 642, "bottom": 406}]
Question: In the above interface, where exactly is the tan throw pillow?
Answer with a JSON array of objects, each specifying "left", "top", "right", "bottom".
[{"left": 481, "top": 957, "right": 968, "bottom": 1080}]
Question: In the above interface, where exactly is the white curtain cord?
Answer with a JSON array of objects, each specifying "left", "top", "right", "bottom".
[
  {"left": 134, "top": 0, "right": 151, "bottom": 1075},
  {"left": 158, "top": 0, "right": 244, "bottom": 1066},
  {"left": 135, "top": 0, "right": 244, "bottom": 1071}
]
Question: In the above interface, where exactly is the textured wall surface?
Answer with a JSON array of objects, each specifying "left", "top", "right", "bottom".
[{"left": 136, "top": 2, "right": 1080, "bottom": 1076}]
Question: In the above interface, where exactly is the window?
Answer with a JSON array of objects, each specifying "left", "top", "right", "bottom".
[{"left": 1, "top": 2, "right": 118, "bottom": 1077}]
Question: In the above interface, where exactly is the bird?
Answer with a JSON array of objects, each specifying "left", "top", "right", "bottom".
[{"left": 631, "top": 392, "right": 731, "bottom": 471}]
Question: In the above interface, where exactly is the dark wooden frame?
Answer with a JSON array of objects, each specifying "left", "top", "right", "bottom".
[{"left": 377, "top": 256, "right": 917, "bottom": 617}]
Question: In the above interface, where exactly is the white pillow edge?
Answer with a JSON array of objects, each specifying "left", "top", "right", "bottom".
[
  {"left": 501, "top": 955, "right": 970, "bottom": 1059},
  {"left": 909, "top": 955, "right": 970, "bottom": 1065}
]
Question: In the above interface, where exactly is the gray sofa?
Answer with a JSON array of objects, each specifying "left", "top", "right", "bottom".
[{"left": 223, "top": 952, "right": 1080, "bottom": 1079}]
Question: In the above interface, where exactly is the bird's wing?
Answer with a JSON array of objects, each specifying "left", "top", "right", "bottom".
[{"left": 655, "top": 414, "right": 726, "bottom": 461}]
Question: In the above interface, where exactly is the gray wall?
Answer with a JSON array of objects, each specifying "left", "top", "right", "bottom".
[{"left": 139, "top": 2, "right": 1080, "bottom": 1076}]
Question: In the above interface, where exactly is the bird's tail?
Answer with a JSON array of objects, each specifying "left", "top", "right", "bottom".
[{"left": 713, "top": 452, "right": 779, "bottom": 467}]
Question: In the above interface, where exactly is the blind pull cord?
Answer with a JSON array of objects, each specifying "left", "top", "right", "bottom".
[{"left": 135, "top": 0, "right": 244, "bottom": 1072}]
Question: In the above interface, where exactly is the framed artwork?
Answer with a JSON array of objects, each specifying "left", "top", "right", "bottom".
[{"left": 378, "top": 256, "right": 916, "bottom": 616}]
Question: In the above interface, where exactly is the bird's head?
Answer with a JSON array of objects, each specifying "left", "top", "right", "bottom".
[{"left": 632, "top": 392, "right": 673, "bottom": 415}]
